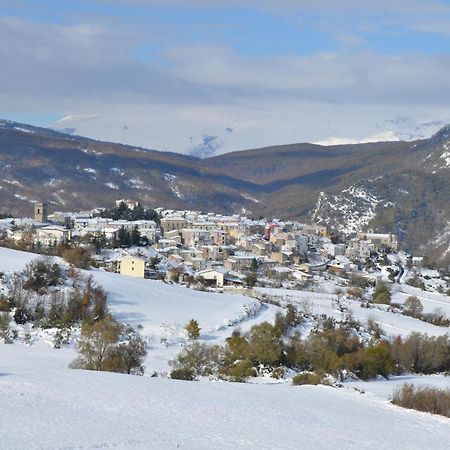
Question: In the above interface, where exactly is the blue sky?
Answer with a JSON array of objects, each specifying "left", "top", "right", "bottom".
[{"left": 1, "top": 0, "right": 450, "bottom": 152}]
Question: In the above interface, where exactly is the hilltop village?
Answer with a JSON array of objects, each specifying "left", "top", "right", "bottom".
[{"left": 0, "top": 199, "right": 446, "bottom": 296}]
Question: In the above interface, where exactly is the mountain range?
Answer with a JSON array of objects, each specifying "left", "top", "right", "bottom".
[{"left": 1, "top": 119, "right": 449, "bottom": 264}]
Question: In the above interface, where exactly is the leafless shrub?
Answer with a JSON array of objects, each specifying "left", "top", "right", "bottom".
[{"left": 392, "top": 383, "right": 450, "bottom": 418}]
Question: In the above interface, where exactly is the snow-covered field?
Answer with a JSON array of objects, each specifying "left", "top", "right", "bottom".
[
  {"left": 92, "top": 269, "right": 279, "bottom": 372},
  {"left": 1, "top": 343, "right": 450, "bottom": 450},
  {"left": 0, "top": 247, "right": 36, "bottom": 272},
  {"left": 256, "top": 287, "right": 450, "bottom": 338},
  {"left": 0, "top": 247, "right": 280, "bottom": 372},
  {"left": 1, "top": 247, "right": 450, "bottom": 449},
  {"left": 391, "top": 284, "right": 450, "bottom": 316},
  {"left": 345, "top": 374, "right": 450, "bottom": 399},
  {"left": 93, "top": 269, "right": 271, "bottom": 339}
]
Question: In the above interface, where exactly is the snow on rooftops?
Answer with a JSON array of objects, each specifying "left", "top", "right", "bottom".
[{"left": 273, "top": 266, "right": 293, "bottom": 273}]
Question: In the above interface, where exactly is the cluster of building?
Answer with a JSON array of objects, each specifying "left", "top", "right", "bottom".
[
  {"left": 0, "top": 201, "right": 401, "bottom": 288},
  {"left": 0, "top": 201, "right": 157, "bottom": 246},
  {"left": 105, "top": 206, "right": 398, "bottom": 287}
]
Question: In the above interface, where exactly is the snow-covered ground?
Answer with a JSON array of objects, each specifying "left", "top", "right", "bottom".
[
  {"left": 92, "top": 269, "right": 279, "bottom": 372},
  {"left": 345, "top": 374, "right": 450, "bottom": 399},
  {"left": 0, "top": 247, "right": 37, "bottom": 272},
  {"left": 0, "top": 247, "right": 280, "bottom": 372},
  {"left": 1, "top": 343, "right": 450, "bottom": 450},
  {"left": 391, "top": 284, "right": 450, "bottom": 316},
  {"left": 256, "top": 287, "right": 450, "bottom": 338},
  {"left": 1, "top": 247, "right": 450, "bottom": 449}
]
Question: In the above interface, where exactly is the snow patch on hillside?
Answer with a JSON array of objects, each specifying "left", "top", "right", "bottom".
[
  {"left": 163, "top": 173, "right": 176, "bottom": 182},
  {"left": 125, "top": 178, "right": 152, "bottom": 191},
  {"left": 312, "top": 181, "right": 382, "bottom": 234},
  {"left": 424, "top": 132, "right": 450, "bottom": 171},
  {"left": 4, "top": 179, "right": 23, "bottom": 187},
  {"left": 105, "top": 182, "right": 119, "bottom": 190},
  {"left": 83, "top": 167, "right": 97, "bottom": 175},
  {"left": 441, "top": 149, "right": 450, "bottom": 168},
  {"left": 241, "top": 193, "right": 260, "bottom": 203},
  {"left": 14, "top": 193, "right": 36, "bottom": 203},
  {"left": 14, "top": 126, "right": 33, "bottom": 133},
  {"left": 110, "top": 167, "right": 125, "bottom": 176},
  {"left": 46, "top": 178, "right": 62, "bottom": 186},
  {"left": 164, "top": 173, "right": 184, "bottom": 199}
]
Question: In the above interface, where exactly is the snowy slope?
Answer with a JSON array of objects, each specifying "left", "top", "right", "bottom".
[
  {"left": 0, "top": 247, "right": 273, "bottom": 341},
  {"left": 0, "top": 247, "right": 37, "bottom": 273},
  {"left": 312, "top": 182, "right": 382, "bottom": 235},
  {"left": 0, "top": 247, "right": 280, "bottom": 372},
  {"left": 92, "top": 269, "right": 279, "bottom": 371},
  {"left": 345, "top": 374, "right": 450, "bottom": 400},
  {"left": 256, "top": 287, "right": 450, "bottom": 338},
  {"left": 0, "top": 248, "right": 270, "bottom": 342},
  {"left": 93, "top": 269, "right": 265, "bottom": 338},
  {"left": 1, "top": 343, "right": 449, "bottom": 450},
  {"left": 391, "top": 284, "right": 450, "bottom": 316},
  {"left": 1, "top": 249, "right": 450, "bottom": 449}
]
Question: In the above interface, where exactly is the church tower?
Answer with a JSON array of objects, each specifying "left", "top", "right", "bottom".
[{"left": 34, "top": 202, "right": 48, "bottom": 223}]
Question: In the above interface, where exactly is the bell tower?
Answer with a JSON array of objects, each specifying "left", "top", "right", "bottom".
[{"left": 34, "top": 202, "right": 48, "bottom": 223}]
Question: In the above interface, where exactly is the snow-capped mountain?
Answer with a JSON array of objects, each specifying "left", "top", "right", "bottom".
[{"left": 376, "top": 118, "right": 447, "bottom": 142}]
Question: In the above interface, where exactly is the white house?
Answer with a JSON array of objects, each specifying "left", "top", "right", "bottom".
[
  {"left": 197, "top": 268, "right": 228, "bottom": 288},
  {"left": 35, "top": 225, "right": 70, "bottom": 246}
]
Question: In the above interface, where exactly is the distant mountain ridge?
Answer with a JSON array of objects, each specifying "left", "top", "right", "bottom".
[{"left": 1, "top": 119, "right": 449, "bottom": 264}]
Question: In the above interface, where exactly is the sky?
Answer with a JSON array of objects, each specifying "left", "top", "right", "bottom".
[{"left": 1, "top": 0, "right": 450, "bottom": 154}]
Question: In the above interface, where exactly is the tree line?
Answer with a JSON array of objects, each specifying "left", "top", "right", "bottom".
[{"left": 169, "top": 306, "right": 450, "bottom": 384}]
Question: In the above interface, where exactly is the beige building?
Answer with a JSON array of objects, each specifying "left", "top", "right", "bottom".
[
  {"left": 356, "top": 232, "right": 398, "bottom": 252},
  {"left": 160, "top": 217, "right": 188, "bottom": 235},
  {"left": 224, "top": 255, "right": 255, "bottom": 272},
  {"left": 181, "top": 228, "right": 211, "bottom": 246},
  {"left": 292, "top": 270, "right": 313, "bottom": 283},
  {"left": 218, "top": 221, "right": 242, "bottom": 239},
  {"left": 119, "top": 256, "right": 146, "bottom": 278},
  {"left": 346, "top": 239, "right": 374, "bottom": 260}
]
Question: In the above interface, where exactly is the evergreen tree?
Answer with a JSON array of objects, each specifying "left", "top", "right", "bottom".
[
  {"left": 114, "top": 201, "right": 128, "bottom": 220},
  {"left": 118, "top": 226, "right": 129, "bottom": 247},
  {"left": 131, "top": 204, "right": 144, "bottom": 220},
  {"left": 130, "top": 226, "right": 141, "bottom": 246},
  {"left": 372, "top": 282, "right": 391, "bottom": 305},
  {"left": 186, "top": 319, "right": 201, "bottom": 340}
]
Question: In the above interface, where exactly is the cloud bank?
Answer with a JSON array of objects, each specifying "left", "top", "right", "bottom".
[{"left": 1, "top": 1, "right": 449, "bottom": 153}]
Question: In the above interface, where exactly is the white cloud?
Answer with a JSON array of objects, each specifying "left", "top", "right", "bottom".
[
  {"left": 1, "top": 14, "right": 449, "bottom": 154},
  {"left": 163, "top": 45, "right": 450, "bottom": 107},
  {"left": 315, "top": 131, "right": 399, "bottom": 146}
]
